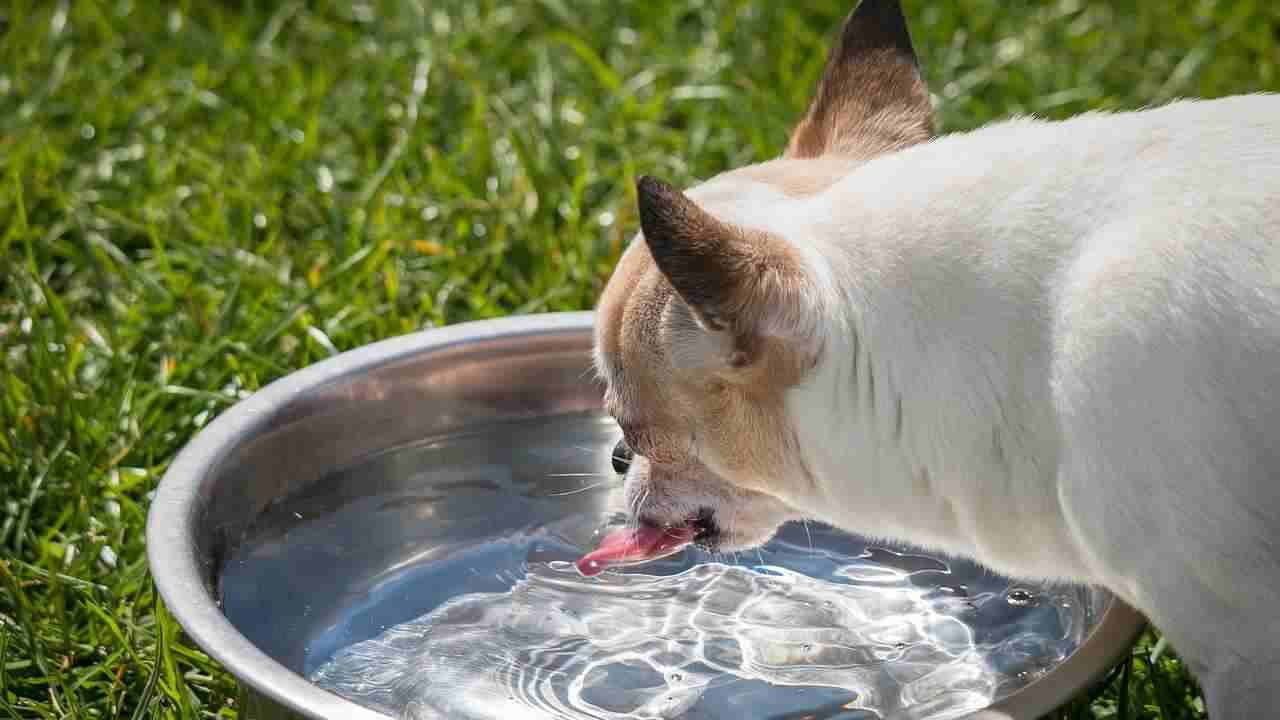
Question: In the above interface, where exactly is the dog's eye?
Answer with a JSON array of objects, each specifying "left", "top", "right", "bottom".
[{"left": 611, "top": 438, "right": 633, "bottom": 474}]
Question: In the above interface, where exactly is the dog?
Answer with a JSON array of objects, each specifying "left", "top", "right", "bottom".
[{"left": 590, "top": 0, "right": 1280, "bottom": 716}]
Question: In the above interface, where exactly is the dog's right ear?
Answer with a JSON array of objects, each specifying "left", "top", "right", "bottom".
[{"left": 785, "top": 0, "right": 933, "bottom": 160}]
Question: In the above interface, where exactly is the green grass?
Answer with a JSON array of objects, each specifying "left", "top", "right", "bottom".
[{"left": 2, "top": 0, "right": 1277, "bottom": 717}]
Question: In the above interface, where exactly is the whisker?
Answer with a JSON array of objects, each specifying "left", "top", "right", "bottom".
[
  {"left": 802, "top": 519, "right": 815, "bottom": 554},
  {"left": 547, "top": 480, "right": 615, "bottom": 497},
  {"left": 546, "top": 472, "right": 611, "bottom": 478},
  {"left": 630, "top": 487, "right": 651, "bottom": 526}
]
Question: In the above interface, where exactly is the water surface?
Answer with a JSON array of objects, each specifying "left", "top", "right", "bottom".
[{"left": 221, "top": 413, "right": 1099, "bottom": 720}]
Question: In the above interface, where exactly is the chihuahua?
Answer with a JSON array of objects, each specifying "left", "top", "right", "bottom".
[{"left": 590, "top": 0, "right": 1280, "bottom": 716}]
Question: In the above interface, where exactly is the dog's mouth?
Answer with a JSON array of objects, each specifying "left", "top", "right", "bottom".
[
  {"left": 689, "top": 507, "right": 720, "bottom": 546},
  {"left": 575, "top": 509, "right": 719, "bottom": 577}
]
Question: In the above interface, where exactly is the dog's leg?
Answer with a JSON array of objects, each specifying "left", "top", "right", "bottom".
[
  {"left": 1201, "top": 652, "right": 1280, "bottom": 719},
  {"left": 1051, "top": 218, "right": 1280, "bottom": 718},
  {"left": 1060, "top": 458, "right": 1280, "bottom": 719}
]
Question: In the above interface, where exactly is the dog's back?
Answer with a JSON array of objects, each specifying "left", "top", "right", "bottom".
[
  {"left": 943, "top": 95, "right": 1280, "bottom": 712},
  {"left": 1043, "top": 96, "right": 1280, "bottom": 714},
  {"left": 796, "top": 94, "right": 1280, "bottom": 715}
]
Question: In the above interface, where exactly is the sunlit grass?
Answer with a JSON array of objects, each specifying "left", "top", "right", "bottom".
[{"left": 3, "top": 0, "right": 1277, "bottom": 717}]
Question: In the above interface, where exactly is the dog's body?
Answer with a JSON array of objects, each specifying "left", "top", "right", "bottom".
[
  {"left": 593, "top": 1, "right": 1280, "bottom": 716},
  {"left": 788, "top": 96, "right": 1280, "bottom": 715},
  {"left": 790, "top": 93, "right": 1280, "bottom": 585}
]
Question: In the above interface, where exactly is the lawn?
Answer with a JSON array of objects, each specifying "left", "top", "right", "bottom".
[{"left": 2, "top": 0, "right": 1278, "bottom": 717}]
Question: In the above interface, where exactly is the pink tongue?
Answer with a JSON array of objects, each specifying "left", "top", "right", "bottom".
[{"left": 576, "top": 525, "right": 696, "bottom": 577}]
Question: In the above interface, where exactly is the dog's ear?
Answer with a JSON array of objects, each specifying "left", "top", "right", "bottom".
[
  {"left": 636, "top": 176, "right": 818, "bottom": 361},
  {"left": 785, "top": 0, "right": 933, "bottom": 160}
]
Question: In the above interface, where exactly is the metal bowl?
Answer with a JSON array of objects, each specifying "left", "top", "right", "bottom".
[{"left": 147, "top": 312, "right": 1144, "bottom": 720}]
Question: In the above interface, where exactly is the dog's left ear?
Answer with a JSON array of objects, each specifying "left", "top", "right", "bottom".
[
  {"left": 637, "top": 176, "right": 818, "bottom": 360},
  {"left": 785, "top": 0, "right": 933, "bottom": 160}
]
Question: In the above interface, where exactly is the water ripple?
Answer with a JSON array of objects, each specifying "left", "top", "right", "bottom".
[{"left": 310, "top": 519, "right": 1090, "bottom": 720}]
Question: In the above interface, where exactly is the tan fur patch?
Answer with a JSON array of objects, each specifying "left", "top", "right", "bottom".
[
  {"left": 595, "top": 225, "right": 815, "bottom": 494},
  {"left": 597, "top": 258, "right": 827, "bottom": 499},
  {"left": 726, "top": 156, "right": 863, "bottom": 198}
]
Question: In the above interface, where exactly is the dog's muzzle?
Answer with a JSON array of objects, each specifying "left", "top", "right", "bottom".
[{"left": 611, "top": 438, "right": 633, "bottom": 474}]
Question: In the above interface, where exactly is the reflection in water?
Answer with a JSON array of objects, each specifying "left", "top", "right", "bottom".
[
  {"left": 220, "top": 414, "right": 1097, "bottom": 720},
  {"left": 310, "top": 517, "right": 1090, "bottom": 720}
]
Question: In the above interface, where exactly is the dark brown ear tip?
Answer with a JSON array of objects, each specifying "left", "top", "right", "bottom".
[
  {"left": 846, "top": 0, "right": 918, "bottom": 64},
  {"left": 851, "top": 0, "right": 908, "bottom": 27},
  {"left": 636, "top": 175, "right": 672, "bottom": 201},
  {"left": 636, "top": 175, "right": 679, "bottom": 235}
]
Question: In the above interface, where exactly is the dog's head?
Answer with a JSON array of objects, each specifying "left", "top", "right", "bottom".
[{"left": 594, "top": 0, "right": 934, "bottom": 552}]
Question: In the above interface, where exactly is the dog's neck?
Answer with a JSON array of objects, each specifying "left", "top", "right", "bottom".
[{"left": 778, "top": 118, "right": 1122, "bottom": 583}]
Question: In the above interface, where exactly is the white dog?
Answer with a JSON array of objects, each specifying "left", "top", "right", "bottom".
[{"left": 588, "top": 0, "right": 1280, "bottom": 716}]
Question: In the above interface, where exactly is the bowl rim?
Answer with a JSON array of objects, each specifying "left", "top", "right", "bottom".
[{"left": 146, "top": 311, "right": 1145, "bottom": 720}]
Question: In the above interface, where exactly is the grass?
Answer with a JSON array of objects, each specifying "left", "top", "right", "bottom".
[{"left": 1, "top": 0, "right": 1277, "bottom": 717}]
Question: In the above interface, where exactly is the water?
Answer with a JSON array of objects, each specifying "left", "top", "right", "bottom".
[{"left": 220, "top": 414, "right": 1100, "bottom": 720}]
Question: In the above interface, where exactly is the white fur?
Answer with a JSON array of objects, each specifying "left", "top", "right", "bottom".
[{"left": 696, "top": 94, "right": 1280, "bottom": 716}]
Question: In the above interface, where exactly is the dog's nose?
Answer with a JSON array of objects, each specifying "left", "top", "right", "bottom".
[{"left": 611, "top": 438, "right": 633, "bottom": 474}]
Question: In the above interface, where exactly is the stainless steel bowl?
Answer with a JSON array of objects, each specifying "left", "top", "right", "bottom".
[{"left": 147, "top": 312, "right": 1144, "bottom": 720}]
